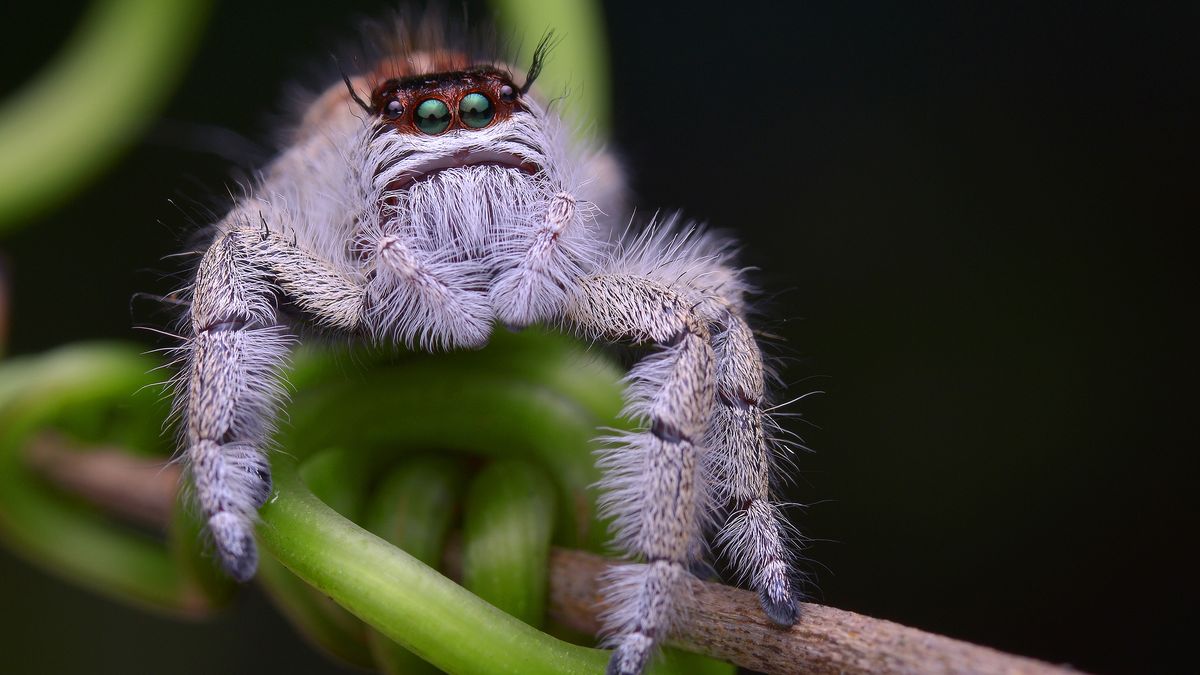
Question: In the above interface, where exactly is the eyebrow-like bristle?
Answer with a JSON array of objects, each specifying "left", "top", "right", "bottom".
[
  {"left": 521, "top": 30, "right": 559, "bottom": 94},
  {"left": 341, "top": 71, "right": 371, "bottom": 113}
]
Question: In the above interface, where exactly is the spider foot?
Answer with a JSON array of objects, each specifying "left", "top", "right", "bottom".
[
  {"left": 606, "top": 633, "right": 653, "bottom": 675},
  {"left": 760, "top": 585, "right": 800, "bottom": 627},
  {"left": 209, "top": 511, "right": 258, "bottom": 582}
]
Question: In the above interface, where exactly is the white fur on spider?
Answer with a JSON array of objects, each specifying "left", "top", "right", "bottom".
[
  {"left": 349, "top": 97, "right": 605, "bottom": 346},
  {"left": 170, "top": 21, "right": 803, "bottom": 675}
]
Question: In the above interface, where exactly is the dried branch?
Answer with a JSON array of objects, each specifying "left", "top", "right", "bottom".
[
  {"left": 25, "top": 431, "right": 180, "bottom": 528},
  {"left": 27, "top": 438, "right": 1083, "bottom": 675},
  {"left": 547, "top": 547, "right": 1080, "bottom": 675}
]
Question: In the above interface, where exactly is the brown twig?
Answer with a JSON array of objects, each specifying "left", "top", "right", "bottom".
[
  {"left": 25, "top": 431, "right": 181, "bottom": 528},
  {"left": 547, "top": 547, "right": 1080, "bottom": 675},
  {"left": 26, "top": 439, "right": 1083, "bottom": 675}
]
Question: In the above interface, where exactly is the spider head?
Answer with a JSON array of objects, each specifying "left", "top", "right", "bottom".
[
  {"left": 347, "top": 46, "right": 568, "bottom": 237},
  {"left": 362, "top": 60, "right": 543, "bottom": 190}
]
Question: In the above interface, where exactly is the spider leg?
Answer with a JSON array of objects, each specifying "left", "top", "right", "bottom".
[
  {"left": 657, "top": 239, "right": 800, "bottom": 624},
  {"left": 183, "top": 224, "right": 362, "bottom": 580},
  {"left": 364, "top": 231, "right": 493, "bottom": 350},
  {"left": 633, "top": 221, "right": 802, "bottom": 626},
  {"left": 567, "top": 274, "right": 715, "bottom": 675},
  {"left": 491, "top": 190, "right": 591, "bottom": 327},
  {"left": 707, "top": 309, "right": 799, "bottom": 625}
]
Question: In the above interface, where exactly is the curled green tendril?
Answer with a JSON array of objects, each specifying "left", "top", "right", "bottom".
[
  {"left": 365, "top": 456, "right": 466, "bottom": 674},
  {"left": 0, "top": 0, "right": 211, "bottom": 231},
  {"left": 463, "top": 459, "right": 557, "bottom": 628},
  {"left": 0, "top": 337, "right": 734, "bottom": 674},
  {"left": 261, "top": 455, "right": 610, "bottom": 675},
  {"left": 0, "top": 345, "right": 206, "bottom": 614}
]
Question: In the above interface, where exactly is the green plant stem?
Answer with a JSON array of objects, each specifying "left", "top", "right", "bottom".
[
  {"left": 492, "top": 0, "right": 611, "bottom": 134},
  {"left": 258, "top": 456, "right": 613, "bottom": 675},
  {"left": 300, "top": 446, "right": 374, "bottom": 524},
  {"left": 257, "top": 552, "right": 376, "bottom": 668},
  {"left": 0, "top": 339, "right": 733, "bottom": 673},
  {"left": 257, "top": 446, "right": 382, "bottom": 666},
  {"left": 0, "top": 0, "right": 211, "bottom": 229},
  {"left": 364, "top": 456, "right": 466, "bottom": 675},
  {"left": 282, "top": 358, "right": 617, "bottom": 550},
  {"left": 463, "top": 459, "right": 557, "bottom": 628}
]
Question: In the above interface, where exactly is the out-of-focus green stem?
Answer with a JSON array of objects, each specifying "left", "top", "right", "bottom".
[
  {"left": 0, "top": 259, "right": 8, "bottom": 357},
  {"left": 287, "top": 329, "right": 626, "bottom": 428},
  {"left": 168, "top": 490, "right": 234, "bottom": 608},
  {"left": 300, "top": 446, "right": 373, "bottom": 524},
  {"left": 463, "top": 459, "right": 557, "bottom": 628},
  {"left": 269, "top": 344, "right": 711, "bottom": 674},
  {"left": 0, "top": 338, "right": 734, "bottom": 673},
  {"left": 281, "top": 357, "right": 618, "bottom": 551},
  {"left": 259, "top": 456, "right": 614, "bottom": 675},
  {"left": 364, "top": 456, "right": 466, "bottom": 675},
  {"left": 364, "top": 456, "right": 466, "bottom": 565},
  {"left": 0, "top": 0, "right": 211, "bottom": 230},
  {"left": 0, "top": 344, "right": 208, "bottom": 614},
  {"left": 492, "top": 0, "right": 611, "bottom": 134}
]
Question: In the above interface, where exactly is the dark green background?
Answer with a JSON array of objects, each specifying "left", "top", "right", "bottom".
[{"left": 1, "top": 2, "right": 1194, "bottom": 673}]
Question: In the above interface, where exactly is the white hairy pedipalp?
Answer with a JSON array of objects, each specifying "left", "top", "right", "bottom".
[{"left": 169, "top": 15, "right": 804, "bottom": 675}]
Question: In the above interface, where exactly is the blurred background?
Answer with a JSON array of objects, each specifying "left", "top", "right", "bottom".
[{"left": 0, "top": 1, "right": 1194, "bottom": 673}]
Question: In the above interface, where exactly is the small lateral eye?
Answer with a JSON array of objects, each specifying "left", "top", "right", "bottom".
[
  {"left": 459, "top": 92, "right": 495, "bottom": 128},
  {"left": 384, "top": 99, "right": 404, "bottom": 119},
  {"left": 499, "top": 84, "right": 516, "bottom": 103},
  {"left": 414, "top": 98, "right": 451, "bottom": 134}
]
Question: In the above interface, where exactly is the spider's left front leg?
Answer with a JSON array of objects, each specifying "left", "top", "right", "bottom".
[{"left": 567, "top": 274, "right": 715, "bottom": 675}]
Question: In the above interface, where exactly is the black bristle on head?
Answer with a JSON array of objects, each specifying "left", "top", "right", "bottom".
[
  {"left": 521, "top": 30, "right": 559, "bottom": 94},
  {"left": 333, "top": 55, "right": 371, "bottom": 113}
]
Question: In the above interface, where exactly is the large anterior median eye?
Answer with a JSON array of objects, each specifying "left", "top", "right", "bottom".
[
  {"left": 459, "top": 92, "right": 495, "bottom": 128},
  {"left": 414, "top": 99, "right": 451, "bottom": 134}
]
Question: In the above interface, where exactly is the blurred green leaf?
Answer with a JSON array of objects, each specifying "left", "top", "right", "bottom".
[
  {"left": 0, "top": 0, "right": 211, "bottom": 231},
  {"left": 493, "top": 0, "right": 611, "bottom": 134}
]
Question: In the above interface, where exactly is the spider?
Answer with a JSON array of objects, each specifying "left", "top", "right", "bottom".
[{"left": 171, "top": 15, "right": 801, "bottom": 675}]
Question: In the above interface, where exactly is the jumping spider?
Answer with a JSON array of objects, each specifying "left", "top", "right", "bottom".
[{"left": 172, "top": 16, "right": 801, "bottom": 675}]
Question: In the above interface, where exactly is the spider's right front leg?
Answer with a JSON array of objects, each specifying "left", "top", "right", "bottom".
[
  {"left": 185, "top": 225, "right": 362, "bottom": 580},
  {"left": 567, "top": 274, "right": 716, "bottom": 675}
]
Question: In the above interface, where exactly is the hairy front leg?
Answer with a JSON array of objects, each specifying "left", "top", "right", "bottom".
[
  {"left": 567, "top": 274, "right": 715, "bottom": 675},
  {"left": 708, "top": 310, "right": 799, "bottom": 625},
  {"left": 598, "top": 221, "right": 803, "bottom": 629},
  {"left": 183, "top": 225, "right": 362, "bottom": 580}
]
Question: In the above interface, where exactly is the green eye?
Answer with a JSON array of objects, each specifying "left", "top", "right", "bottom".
[
  {"left": 414, "top": 99, "right": 451, "bottom": 134},
  {"left": 459, "top": 92, "right": 495, "bottom": 128}
]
